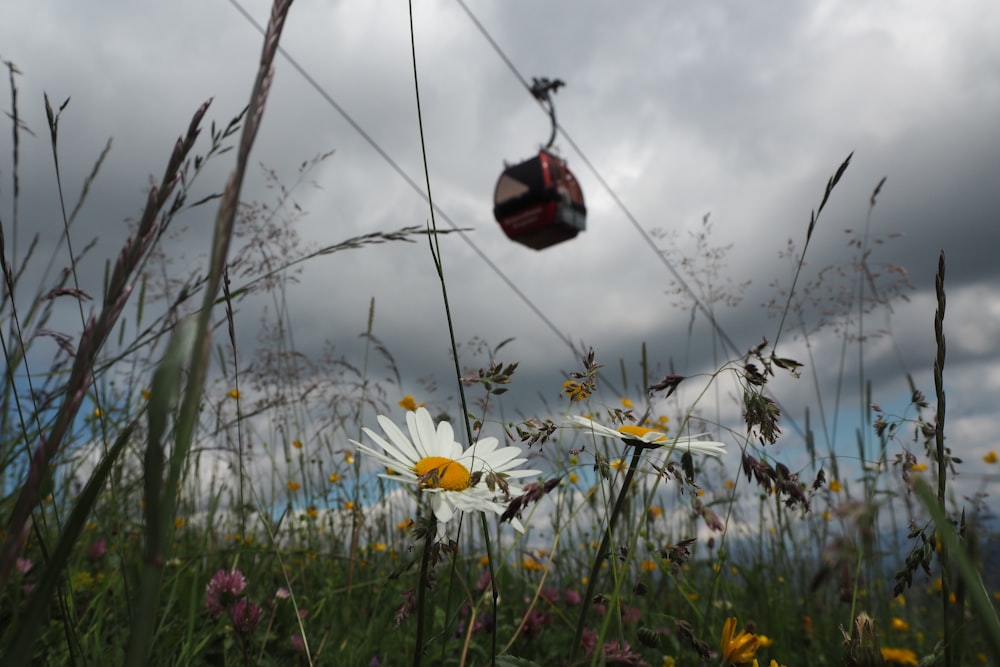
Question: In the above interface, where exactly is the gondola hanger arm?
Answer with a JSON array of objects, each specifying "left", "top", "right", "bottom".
[{"left": 530, "top": 76, "right": 565, "bottom": 150}]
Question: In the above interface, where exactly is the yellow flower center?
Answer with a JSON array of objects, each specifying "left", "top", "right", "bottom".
[
  {"left": 617, "top": 425, "right": 666, "bottom": 442},
  {"left": 413, "top": 456, "right": 471, "bottom": 491}
]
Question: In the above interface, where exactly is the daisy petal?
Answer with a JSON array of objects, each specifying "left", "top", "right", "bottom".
[
  {"left": 466, "top": 436, "right": 500, "bottom": 458},
  {"left": 436, "top": 418, "right": 456, "bottom": 451},
  {"left": 354, "top": 430, "right": 414, "bottom": 469},
  {"left": 410, "top": 408, "right": 442, "bottom": 456},
  {"left": 376, "top": 415, "right": 421, "bottom": 461},
  {"left": 429, "top": 493, "right": 455, "bottom": 523}
]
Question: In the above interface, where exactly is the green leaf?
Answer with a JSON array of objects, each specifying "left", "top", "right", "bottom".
[{"left": 144, "top": 314, "right": 199, "bottom": 531}]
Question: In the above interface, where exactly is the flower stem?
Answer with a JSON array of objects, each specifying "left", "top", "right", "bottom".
[
  {"left": 570, "top": 444, "right": 643, "bottom": 662},
  {"left": 479, "top": 513, "right": 500, "bottom": 665},
  {"left": 413, "top": 531, "right": 433, "bottom": 667}
]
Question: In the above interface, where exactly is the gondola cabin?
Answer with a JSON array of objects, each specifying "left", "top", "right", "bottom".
[{"left": 493, "top": 150, "right": 586, "bottom": 250}]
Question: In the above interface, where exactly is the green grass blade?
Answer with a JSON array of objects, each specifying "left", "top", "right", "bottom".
[
  {"left": 124, "top": 314, "right": 198, "bottom": 666},
  {"left": 912, "top": 477, "right": 1000, "bottom": 663},
  {"left": 0, "top": 420, "right": 135, "bottom": 664}
]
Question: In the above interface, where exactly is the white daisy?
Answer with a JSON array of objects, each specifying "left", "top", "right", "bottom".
[
  {"left": 567, "top": 415, "right": 727, "bottom": 457},
  {"left": 352, "top": 407, "right": 541, "bottom": 532}
]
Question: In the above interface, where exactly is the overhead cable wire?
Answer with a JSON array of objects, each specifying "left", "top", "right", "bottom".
[
  {"left": 453, "top": 0, "right": 743, "bottom": 364},
  {"left": 224, "top": 0, "right": 622, "bottom": 396}
]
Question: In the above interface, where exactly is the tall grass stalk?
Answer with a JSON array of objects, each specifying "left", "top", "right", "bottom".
[
  {"left": 406, "top": 2, "right": 499, "bottom": 664},
  {"left": 771, "top": 152, "right": 852, "bottom": 351},
  {"left": 931, "top": 251, "right": 956, "bottom": 666},
  {"left": 125, "top": 1, "right": 294, "bottom": 662}
]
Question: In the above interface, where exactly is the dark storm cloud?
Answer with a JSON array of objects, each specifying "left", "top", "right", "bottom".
[{"left": 2, "top": 0, "right": 998, "bottom": 487}]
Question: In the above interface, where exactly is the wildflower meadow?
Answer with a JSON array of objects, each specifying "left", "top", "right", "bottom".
[{"left": 1, "top": 2, "right": 998, "bottom": 666}]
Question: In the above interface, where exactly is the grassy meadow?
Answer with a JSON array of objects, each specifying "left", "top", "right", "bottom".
[{"left": 2, "top": 2, "right": 999, "bottom": 665}]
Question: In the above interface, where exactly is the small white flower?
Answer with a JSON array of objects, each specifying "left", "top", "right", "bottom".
[
  {"left": 567, "top": 415, "right": 726, "bottom": 457},
  {"left": 352, "top": 408, "right": 540, "bottom": 531}
]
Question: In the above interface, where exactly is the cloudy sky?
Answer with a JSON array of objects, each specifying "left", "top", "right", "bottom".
[{"left": 4, "top": 0, "right": 999, "bottom": 506}]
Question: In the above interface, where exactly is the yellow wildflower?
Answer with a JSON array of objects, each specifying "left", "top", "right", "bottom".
[
  {"left": 71, "top": 571, "right": 95, "bottom": 592},
  {"left": 287, "top": 481, "right": 301, "bottom": 491},
  {"left": 522, "top": 555, "right": 544, "bottom": 571},
  {"left": 984, "top": 450, "right": 998, "bottom": 464},
  {"left": 881, "top": 647, "right": 919, "bottom": 665},
  {"left": 398, "top": 395, "right": 424, "bottom": 411},
  {"left": 829, "top": 479, "right": 843, "bottom": 492},
  {"left": 562, "top": 380, "right": 590, "bottom": 402},
  {"left": 228, "top": 388, "right": 240, "bottom": 400},
  {"left": 891, "top": 617, "right": 910, "bottom": 632},
  {"left": 721, "top": 616, "right": 759, "bottom": 665}
]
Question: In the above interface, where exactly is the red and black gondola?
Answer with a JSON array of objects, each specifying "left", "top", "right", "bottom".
[
  {"left": 492, "top": 76, "right": 586, "bottom": 250},
  {"left": 493, "top": 149, "right": 586, "bottom": 250}
]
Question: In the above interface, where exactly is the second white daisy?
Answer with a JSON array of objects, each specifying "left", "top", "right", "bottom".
[{"left": 567, "top": 415, "right": 726, "bottom": 457}]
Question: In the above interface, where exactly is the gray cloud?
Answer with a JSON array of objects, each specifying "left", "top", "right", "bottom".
[{"left": 3, "top": 0, "right": 998, "bottom": 511}]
